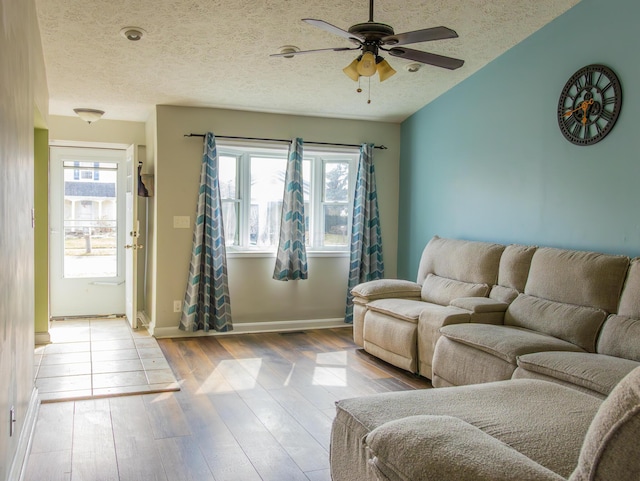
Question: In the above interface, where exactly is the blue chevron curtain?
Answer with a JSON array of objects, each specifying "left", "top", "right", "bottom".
[
  {"left": 180, "top": 132, "right": 233, "bottom": 332},
  {"left": 273, "top": 138, "right": 308, "bottom": 280},
  {"left": 345, "top": 143, "right": 384, "bottom": 323}
]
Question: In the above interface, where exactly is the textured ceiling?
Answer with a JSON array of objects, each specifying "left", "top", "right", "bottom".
[{"left": 36, "top": 0, "right": 581, "bottom": 123}]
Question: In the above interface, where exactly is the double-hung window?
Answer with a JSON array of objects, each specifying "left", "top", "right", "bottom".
[{"left": 217, "top": 142, "right": 358, "bottom": 253}]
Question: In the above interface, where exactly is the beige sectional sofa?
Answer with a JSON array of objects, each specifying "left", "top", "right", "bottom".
[
  {"left": 352, "top": 236, "right": 507, "bottom": 378},
  {"left": 334, "top": 239, "right": 640, "bottom": 480},
  {"left": 352, "top": 236, "right": 640, "bottom": 396},
  {"left": 330, "top": 364, "right": 640, "bottom": 481}
]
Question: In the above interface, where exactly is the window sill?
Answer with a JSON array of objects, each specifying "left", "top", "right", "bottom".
[{"left": 226, "top": 249, "right": 349, "bottom": 259}]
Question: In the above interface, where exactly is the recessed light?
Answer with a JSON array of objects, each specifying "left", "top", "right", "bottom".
[
  {"left": 278, "top": 45, "right": 300, "bottom": 58},
  {"left": 404, "top": 63, "right": 422, "bottom": 73},
  {"left": 120, "top": 27, "right": 146, "bottom": 41}
]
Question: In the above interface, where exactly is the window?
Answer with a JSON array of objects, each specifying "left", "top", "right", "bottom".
[{"left": 218, "top": 142, "right": 358, "bottom": 252}]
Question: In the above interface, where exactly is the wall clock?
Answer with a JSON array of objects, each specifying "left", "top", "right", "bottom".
[{"left": 557, "top": 64, "right": 622, "bottom": 146}]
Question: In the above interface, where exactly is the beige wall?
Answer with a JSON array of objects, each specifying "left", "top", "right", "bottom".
[
  {"left": 0, "top": 0, "right": 48, "bottom": 477},
  {"left": 49, "top": 115, "right": 146, "bottom": 146},
  {"left": 152, "top": 105, "right": 400, "bottom": 333}
]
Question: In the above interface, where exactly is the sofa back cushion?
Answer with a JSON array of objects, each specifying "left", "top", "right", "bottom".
[
  {"left": 618, "top": 258, "right": 640, "bottom": 317},
  {"left": 498, "top": 244, "right": 537, "bottom": 291},
  {"left": 569, "top": 366, "right": 640, "bottom": 481},
  {"left": 597, "top": 315, "right": 640, "bottom": 362},
  {"left": 505, "top": 294, "right": 607, "bottom": 352},
  {"left": 421, "top": 274, "right": 490, "bottom": 306},
  {"left": 489, "top": 244, "right": 537, "bottom": 304},
  {"left": 416, "top": 236, "right": 505, "bottom": 286},
  {"left": 524, "top": 247, "right": 629, "bottom": 314}
]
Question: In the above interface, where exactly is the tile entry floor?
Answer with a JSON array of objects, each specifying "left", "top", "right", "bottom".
[{"left": 34, "top": 317, "right": 180, "bottom": 402}]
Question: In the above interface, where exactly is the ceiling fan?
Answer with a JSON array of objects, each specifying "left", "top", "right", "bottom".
[{"left": 271, "top": 0, "right": 464, "bottom": 83}]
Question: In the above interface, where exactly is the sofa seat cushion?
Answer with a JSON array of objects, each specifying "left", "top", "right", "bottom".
[
  {"left": 516, "top": 352, "right": 640, "bottom": 397},
  {"left": 421, "top": 274, "right": 489, "bottom": 306},
  {"left": 440, "top": 324, "right": 584, "bottom": 365},
  {"left": 331, "top": 379, "right": 601, "bottom": 481},
  {"left": 367, "top": 299, "right": 430, "bottom": 323},
  {"left": 351, "top": 279, "right": 422, "bottom": 301}
]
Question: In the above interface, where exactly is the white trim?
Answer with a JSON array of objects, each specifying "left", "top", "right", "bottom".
[
  {"left": 137, "top": 310, "right": 150, "bottom": 329},
  {"left": 226, "top": 249, "right": 349, "bottom": 259},
  {"left": 151, "top": 317, "right": 350, "bottom": 338},
  {"left": 49, "top": 139, "right": 131, "bottom": 150},
  {"left": 7, "top": 387, "right": 40, "bottom": 481},
  {"left": 34, "top": 331, "right": 51, "bottom": 345}
]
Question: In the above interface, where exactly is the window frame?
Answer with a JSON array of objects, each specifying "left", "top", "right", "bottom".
[{"left": 217, "top": 141, "right": 359, "bottom": 256}]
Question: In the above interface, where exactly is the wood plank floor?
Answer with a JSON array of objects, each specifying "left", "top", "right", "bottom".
[{"left": 24, "top": 327, "right": 431, "bottom": 481}]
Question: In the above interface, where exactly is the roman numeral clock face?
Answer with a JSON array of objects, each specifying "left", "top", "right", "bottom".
[{"left": 557, "top": 65, "right": 622, "bottom": 146}]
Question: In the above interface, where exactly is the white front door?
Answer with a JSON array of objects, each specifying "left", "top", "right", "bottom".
[
  {"left": 124, "top": 144, "right": 139, "bottom": 328},
  {"left": 50, "top": 146, "right": 127, "bottom": 317}
]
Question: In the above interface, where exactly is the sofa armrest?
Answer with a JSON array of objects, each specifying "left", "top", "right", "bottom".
[
  {"left": 450, "top": 296, "right": 509, "bottom": 313},
  {"left": 351, "top": 279, "right": 422, "bottom": 302},
  {"left": 364, "top": 415, "right": 565, "bottom": 481},
  {"left": 450, "top": 297, "right": 508, "bottom": 325},
  {"left": 417, "top": 306, "right": 471, "bottom": 379}
]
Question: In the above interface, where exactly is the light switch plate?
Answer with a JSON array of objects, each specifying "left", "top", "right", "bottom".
[{"left": 173, "top": 216, "right": 190, "bottom": 229}]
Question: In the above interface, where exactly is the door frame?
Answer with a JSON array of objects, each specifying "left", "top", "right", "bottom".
[{"left": 48, "top": 141, "right": 137, "bottom": 319}]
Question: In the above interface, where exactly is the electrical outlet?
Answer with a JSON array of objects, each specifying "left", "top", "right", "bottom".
[{"left": 173, "top": 300, "right": 181, "bottom": 313}]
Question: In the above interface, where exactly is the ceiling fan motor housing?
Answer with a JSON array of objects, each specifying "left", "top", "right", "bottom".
[{"left": 348, "top": 22, "right": 395, "bottom": 42}]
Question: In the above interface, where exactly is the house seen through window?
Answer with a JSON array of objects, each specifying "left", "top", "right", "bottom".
[{"left": 218, "top": 142, "right": 358, "bottom": 252}]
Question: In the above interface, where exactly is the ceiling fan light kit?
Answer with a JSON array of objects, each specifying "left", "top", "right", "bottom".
[
  {"left": 376, "top": 58, "right": 396, "bottom": 82},
  {"left": 271, "top": 0, "right": 464, "bottom": 99},
  {"left": 343, "top": 58, "right": 361, "bottom": 81},
  {"left": 356, "top": 51, "right": 377, "bottom": 77}
]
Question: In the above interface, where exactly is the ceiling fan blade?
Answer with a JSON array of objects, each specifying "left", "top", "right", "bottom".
[
  {"left": 270, "top": 46, "right": 360, "bottom": 57},
  {"left": 382, "top": 26, "right": 458, "bottom": 46},
  {"left": 388, "top": 47, "right": 464, "bottom": 70},
  {"left": 303, "top": 19, "right": 365, "bottom": 42}
]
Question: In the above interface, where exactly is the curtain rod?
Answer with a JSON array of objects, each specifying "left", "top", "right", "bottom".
[{"left": 184, "top": 133, "right": 387, "bottom": 150}]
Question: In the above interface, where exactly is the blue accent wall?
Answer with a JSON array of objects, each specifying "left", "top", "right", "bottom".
[{"left": 398, "top": 0, "right": 640, "bottom": 280}]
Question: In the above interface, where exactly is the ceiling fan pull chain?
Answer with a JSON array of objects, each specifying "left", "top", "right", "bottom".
[
  {"left": 357, "top": 77, "right": 363, "bottom": 93},
  {"left": 368, "top": 77, "right": 372, "bottom": 104}
]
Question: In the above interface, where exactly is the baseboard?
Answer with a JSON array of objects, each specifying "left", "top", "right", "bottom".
[
  {"left": 137, "top": 310, "right": 150, "bottom": 329},
  {"left": 7, "top": 387, "right": 40, "bottom": 481},
  {"left": 151, "top": 317, "right": 350, "bottom": 338},
  {"left": 34, "top": 331, "right": 51, "bottom": 345}
]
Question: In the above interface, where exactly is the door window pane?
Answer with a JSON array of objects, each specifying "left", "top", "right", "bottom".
[{"left": 62, "top": 162, "right": 118, "bottom": 278}]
